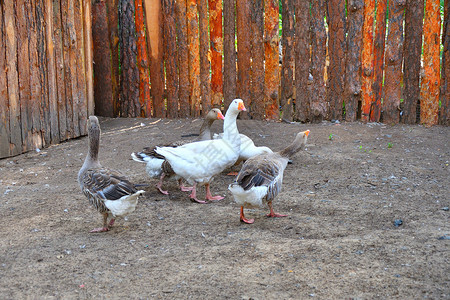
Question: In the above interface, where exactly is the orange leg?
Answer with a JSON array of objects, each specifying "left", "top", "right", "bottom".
[
  {"left": 240, "top": 206, "right": 254, "bottom": 224},
  {"left": 189, "top": 183, "right": 208, "bottom": 204},
  {"left": 178, "top": 178, "right": 194, "bottom": 191},
  {"left": 266, "top": 201, "right": 287, "bottom": 218},
  {"left": 156, "top": 173, "right": 169, "bottom": 195},
  {"left": 90, "top": 212, "right": 110, "bottom": 233},
  {"left": 205, "top": 183, "right": 224, "bottom": 201}
]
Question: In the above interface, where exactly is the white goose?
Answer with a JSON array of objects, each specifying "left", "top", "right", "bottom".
[
  {"left": 78, "top": 116, "right": 145, "bottom": 233},
  {"left": 131, "top": 108, "right": 225, "bottom": 194},
  {"left": 155, "top": 99, "right": 246, "bottom": 203},
  {"left": 228, "top": 130, "right": 310, "bottom": 224}
]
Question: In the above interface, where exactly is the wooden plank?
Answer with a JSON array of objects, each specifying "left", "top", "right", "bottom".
[
  {"left": 53, "top": 0, "right": 68, "bottom": 141},
  {"left": 223, "top": 0, "right": 236, "bottom": 111},
  {"left": 264, "top": 0, "right": 280, "bottom": 120},
  {"left": 0, "top": 2, "right": 10, "bottom": 157},
  {"left": 4, "top": 0, "right": 23, "bottom": 155},
  {"left": 370, "top": 0, "right": 387, "bottom": 122},
  {"left": 144, "top": 0, "right": 165, "bottom": 117},
  {"left": 403, "top": 0, "right": 424, "bottom": 124},
  {"left": 236, "top": 0, "right": 251, "bottom": 119},
  {"left": 249, "top": 0, "right": 265, "bottom": 119},
  {"left": 198, "top": 0, "right": 212, "bottom": 115},
  {"left": 343, "top": 0, "right": 364, "bottom": 122},
  {"left": 175, "top": 0, "right": 190, "bottom": 117},
  {"left": 186, "top": 0, "right": 200, "bottom": 116},
  {"left": 163, "top": 0, "right": 179, "bottom": 118},
  {"left": 106, "top": 0, "right": 120, "bottom": 116},
  {"left": 208, "top": 0, "right": 223, "bottom": 108},
  {"left": 294, "top": 0, "right": 310, "bottom": 122},
  {"left": 326, "top": 0, "right": 346, "bottom": 121},
  {"left": 83, "top": 0, "right": 95, "bottom": 118},
  {"left": 441, "top": 0, "right": 450, "bottom": 126},
  {"left": 135, "top": 0, "right": 151, "bottom": 117},
  {"left": 360, "top": 0, "right": 375, "bottom": 122},
  {"left": 419, "top": 0, "right": 441, "bottom": 126},
  {"left": 279, "top": 0, "right": 295, "bottom": 122}
]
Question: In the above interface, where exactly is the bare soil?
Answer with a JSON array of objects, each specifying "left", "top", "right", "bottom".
[{"left": 0, "top": 118, "right": 449, "bottom": 299}]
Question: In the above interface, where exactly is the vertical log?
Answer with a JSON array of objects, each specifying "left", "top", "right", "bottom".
[
  {"left": 175, "top": 0, "right": 190, "bottom": 117},
  {"left": 144, "top": 0, "right": 165, "bottom": 117},
  {"left": 163, "top": 0, "right": 179, "bottom": 118},
  {"left": 4, "top": 0, "right": 22, "bottom": 155},
  {"left": 236, "top": 0, "right": 251, "bottom": 118},
  {"left": 403, "top": 0, "right": 424, "bottom": 124},
  {"left": 370, "top": 0, "right": 387, "bottom": 122},
  {"left": 343, "top": 0, "right": 364, "bottom": 121},
  {"left": 249, "top": 0, "right": 265, "bottom": 119},
  {"left": 208, "top": 0, "right": 223, "bottom": 108},
  {"left": 83, "top": 0, "right": 95, "bottom": 118},
  {"left": 92, "top": 1, "right": 114, "bottom": 117},
  {"left": 294, "top": 0, "right": 310, "bottom": 122},
  {"left": 441, "top": 0, "right": 450, "bottom": 125},
  {"left": 223, "top": 0, "right": 236, "bottom": 110},
  {"left": 198, "top": 0, "right": 212, "bottom": 115},
  {"left": 360, "top": 0, "right": 375, "bottom": 122},
  {"left": 420, "top": 0, "right": 441, "bottom": 126},
  {"left": 0, "top": 1, "right": 10, "bottom": 157},
  {"left": 135, "top": 0, "right": 151, "bottom": 117},
  {"left": 264, "top": 0, "right": 280, "bottom": 120},
  {"left": 186, "top": 0, "right": 201, "bottom": 116},
  {"left": 280, "top": 0, "right": 295, "bottom": 122},
  {"left": 106, "top": 0, "right": 120, "bottom": 116},
  {"left": 383, "top": 0, "right": 405, "bottom": 125},
  {"left": 310, "top": 0, "right": 328, "bottom": 122},
  {"left": 327, "top": 0, "right": 346, "bottom": 121}
]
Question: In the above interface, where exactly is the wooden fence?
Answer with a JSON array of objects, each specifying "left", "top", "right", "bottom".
[
  {"left": 0, "top": 0, "right": 94, "bottom": 159},
  {"left": 94, "top": 0, "right": 449, "bottom": 126}
]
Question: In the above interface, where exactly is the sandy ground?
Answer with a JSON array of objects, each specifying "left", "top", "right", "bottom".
[{"left": 0, "top": 117, "right": 449, "bottom": 299}]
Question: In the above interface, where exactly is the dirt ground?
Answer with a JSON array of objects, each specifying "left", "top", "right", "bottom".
[{"left": 0, "top": 117, "right": 448, "bottom": 299}]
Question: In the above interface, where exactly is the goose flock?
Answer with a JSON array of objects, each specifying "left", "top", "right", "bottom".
[{"left": 78, "top": 99, "right": 310, "bottom": 232}]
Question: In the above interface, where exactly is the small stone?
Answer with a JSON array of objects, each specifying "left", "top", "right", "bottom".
[
  {"left": 442, "top": 207, "right": 449, "bottom": 211},
  {"left": 393, "top": 219, "right": 403, "bottom": 227}
]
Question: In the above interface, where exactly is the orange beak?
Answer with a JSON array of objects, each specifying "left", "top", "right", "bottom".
[
  {"left": 305, "top": 130, "right": 310, "bottom": 137},
  {"left": 238, "top": 102, "right": 246, "bottom": 111},
  {"left": 217, "top": 111, "right": 225, "bottom": 120}
]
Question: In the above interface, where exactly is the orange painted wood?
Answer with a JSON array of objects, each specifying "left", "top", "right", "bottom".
[
  {"left": 264, "top": 0, "right": 280, "bottom": 120},
  {"left": 360, "top": 0, "right": 375, "bottom": 122},
  {"left": 83, "top": 0, "right": 95, "bottom": 118},
  {"left": 223, "top": 0, "right": 236, "bottom": 110},
  {"left": 209, "top": 0, "right": 223, "bottom": 108},
  {"left": 326, "top": 0, "right": 346, "bottom": 121},
  {"left": 280, "top": 0, "right": 294, "bottom": 122},
  {"left": 135, "top": 0, "right": 151, "bottom": 117},
  {"left": 106, "top": 0, "right": 120, "bottom": 116},
  {"left": 175, "top": 0, "right": 190, "bottom": 117},
  {"left": 343, "top": 0, "right": 364, "bottom": 122},
  {"left": 250, "top": 0, "right": 265, "bottom": 119},
  {"left": 236, "top": 0, "right": 251, "bottom": 119},
  {"left": 441, "top": 0, "right": 450, "bottom": 125},
  {"left": 420, "top": 0, "right": 441, "bottom": 126},
  {"left": 187, "top": 0, "right": 201, "bottom": 116},
  {"left": 0, "top": 1, "right": 10, "bottom": 157},
  {"left": 198, "top": 0, "right": 212, "bottom": 115},
  {"left": 144, "top": 0, "right": 165, "bottom": 117},
  {"left": 370, "top": 0, "right": 387, "bottom": 122}
]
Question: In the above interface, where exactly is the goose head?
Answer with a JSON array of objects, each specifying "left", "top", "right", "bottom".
[
  {"left": 206, "top": 108, "right": 225, "bottom": 120},
  {"left": 227, "top": 99, "right": 247, "bottom": 116}
]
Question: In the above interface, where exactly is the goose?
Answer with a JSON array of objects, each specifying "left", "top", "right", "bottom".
[
  {"left": 155, "top": 99, "right": 246, "bottom": 203},
  {"left": 78, "top": 116, "right": 145, "bottom": 233},
  {"left": 131, "top": 108, "right": 225, "bottom": 195},
  {"left": 228, "top": 130, "right": 310, "bottom": 224}
]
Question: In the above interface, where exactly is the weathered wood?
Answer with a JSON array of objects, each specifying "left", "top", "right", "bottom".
[
  {"left": 223, "top": 0, "right": 236, "bottom": 110},
  {"left": 294, "top": 0, "right": 310, "bottom": 122},
  {"left": 383, "top": 0, "right": 405, "bottom": 124},
  {"left": 370, "top": 0, "right": 387, "bottom": 122},
  {"left": 264, "top": 0, "right": 280, "bottom": 120},
  {"left": 198, "top": 0, "right": 212, "bottom": 115},
  {"left": 175, "top": 0, "right": 190, "bottom": 117},
  {"left": 360, "top": 0, "right": 375, "bottom": 122},
  {"left": 135, "top": 0, "right": 151, "bottom": 117},
  {"left": 403, "top": 0, "right": 424, "bottom": 124},
  {"left": 92, "top": 1, "right": 114, "bottom": 117},
  {"left": 186, "top": 0, "right": 200, "bottom": 116},
  {"left": 441, "top": 0, "right": 450, "bottom": 125},
  {"left": 106, "top": 0, "right": 120, "bottom": 116},
  {"left": 163, "top": 0, "right": 179, "bottom": 118},
  {"left": 326, "top": 0, "right": 346, "bottom": 121},
  {"left": 249, "top": 0, "right": 265, "bottom": 119},
  {"left": 144, "top": 0, "right": 165, "bottom": 117},
  {"left": 236, "top": 0, "right": 251, "bottom": 118},
  {"left": 209, "top": 0, "right": 223, "bottom": 108},
  {"left": 343, "top": 0, "right": 364, "bottom": 121},
  {"left": 420, "top": 0, "right": 441, "bottom": 126},
  {"left": 0, "top": 2, "right": 10, "bottom": 157},
  {"left": 280, "top": 0, "right": 295, "bottom": 122},
  {"left": 83, "top": 0, "right": 94, "bottom": 118}
]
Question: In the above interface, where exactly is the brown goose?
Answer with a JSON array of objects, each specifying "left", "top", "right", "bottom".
[
  {"left": 78, "top": 116, "right": 144, "bottom": 233},
  {"left": 228, "top": 130, "right": 310, "bottom": 224},
  {"left": 131, "top": 108, "right": 224, "bottom": 195}
]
